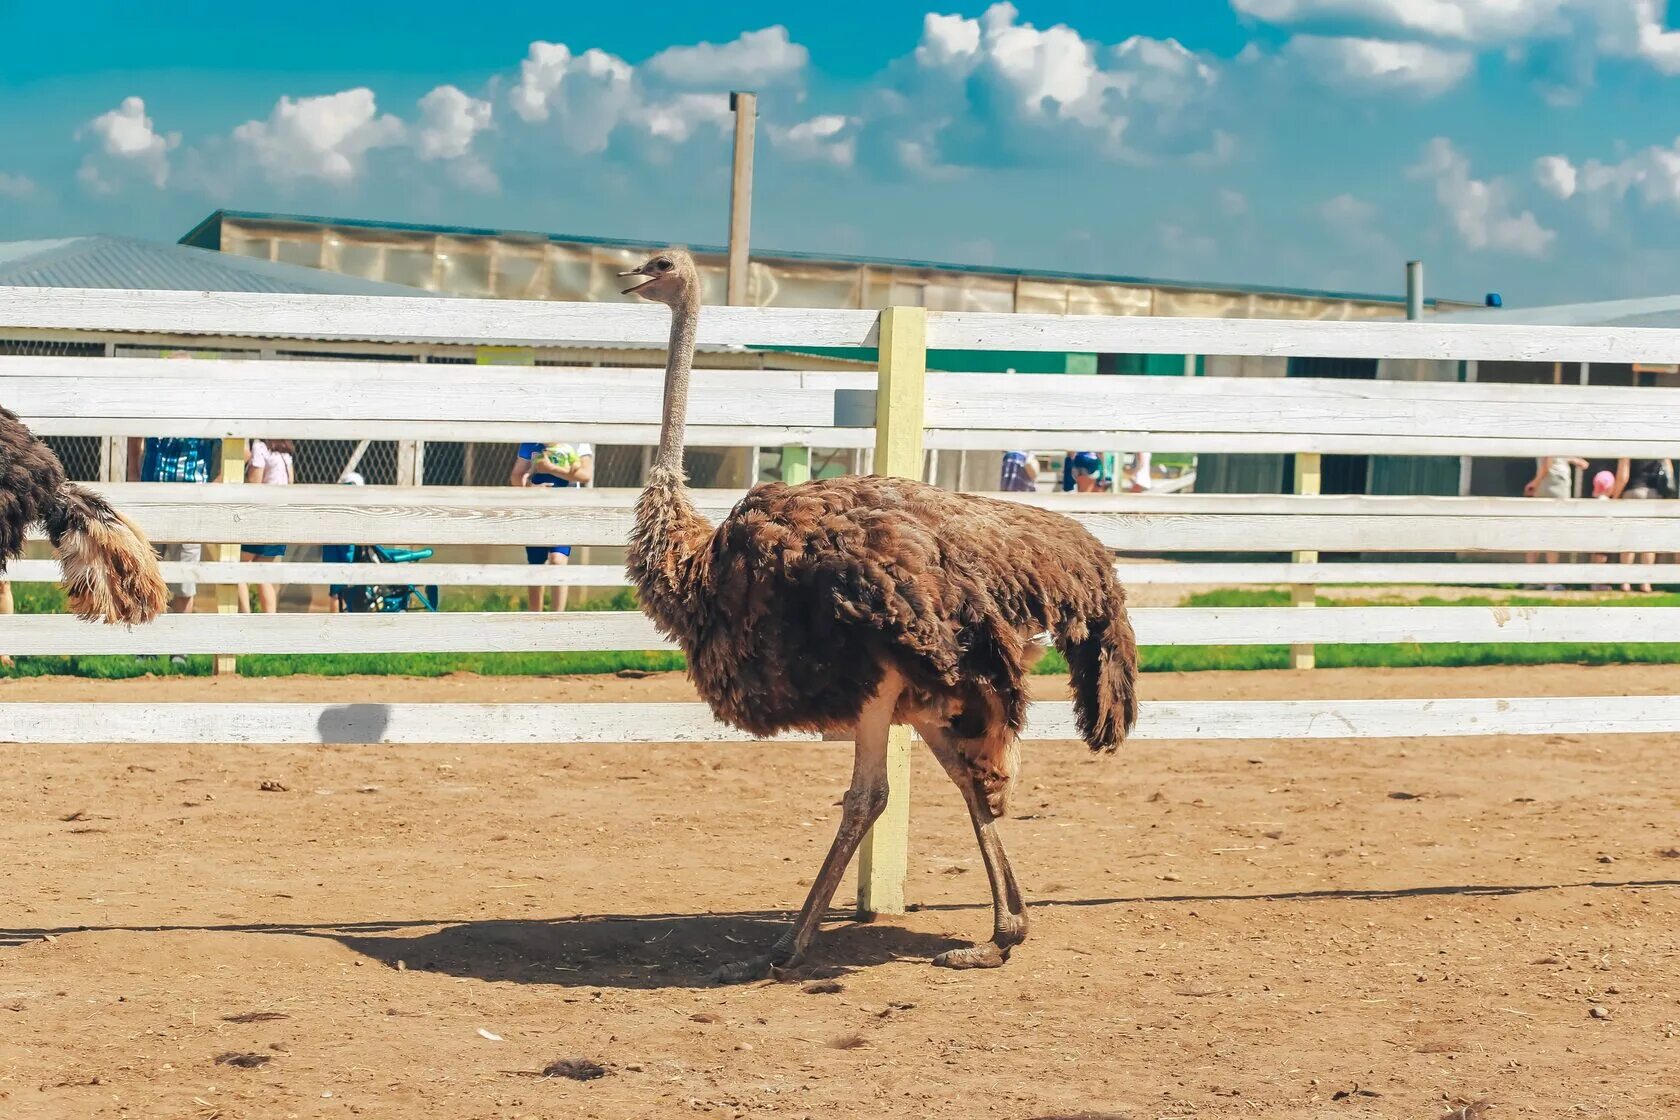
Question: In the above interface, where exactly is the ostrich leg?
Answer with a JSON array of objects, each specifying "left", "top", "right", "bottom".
[
  {"left": 712, "top": 679, "right": 900, "bottom": 984},
  {"left": 915, "top": 721, "right": 1029, "bottom": 969}
]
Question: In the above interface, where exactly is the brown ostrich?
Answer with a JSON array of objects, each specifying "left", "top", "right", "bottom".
[
  {"left": 621, "top": 250, "right": 1137, "bottom": 982},
  {"left": 0, "top": 407, "right": 168, "bottom": 625}
]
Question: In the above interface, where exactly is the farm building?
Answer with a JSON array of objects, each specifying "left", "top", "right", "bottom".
[{"left": 179, "top": 209, "right": 1490, "bottom": 495}]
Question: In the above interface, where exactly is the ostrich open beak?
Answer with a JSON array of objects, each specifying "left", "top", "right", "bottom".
[{"left": 618, "top": 267, "right": 655, "bottom": 296}]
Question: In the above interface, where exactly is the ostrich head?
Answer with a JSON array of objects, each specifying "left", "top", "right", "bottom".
[{"left": 619, "top": 249, "right": 700, "bottom": 304}]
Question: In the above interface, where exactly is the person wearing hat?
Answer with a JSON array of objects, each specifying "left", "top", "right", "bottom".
[{"left": 1061, "top": 451, "right": 1105, "bottom": 493}]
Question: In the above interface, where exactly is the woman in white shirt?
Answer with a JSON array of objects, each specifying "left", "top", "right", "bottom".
[{"left": 241, "top": 438, "right": 296, "bottom": 613}]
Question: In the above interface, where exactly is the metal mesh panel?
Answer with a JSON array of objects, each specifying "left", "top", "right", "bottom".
[
  {"left": 0, "top": 339, "right": 105, "bottom": 357},
  {"left": 419, "top": 442, "right": 515, "bottom": 487},
  {"left": 41, "top": 437, "right": 102, "bottom": 482}
]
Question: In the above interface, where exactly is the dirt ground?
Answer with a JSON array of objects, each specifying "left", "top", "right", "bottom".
[{"left": 2, "top": 665, "right": 1679, "bottom": 1119}]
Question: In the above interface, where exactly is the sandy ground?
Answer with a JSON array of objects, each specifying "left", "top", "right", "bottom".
[{"left": 2, "top": 665, "right": 1678, "bottom": 1119}]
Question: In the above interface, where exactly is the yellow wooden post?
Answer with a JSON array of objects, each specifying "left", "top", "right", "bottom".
[
  {"left": 1291, "top": 452, "right": 1322, "bottom": 671},
  {"left": 214, "top": 437, "right": 248, "bottom": 676},
  {"left": 782, "top": 445, "right": 810, "bottom": 485},
  {"left": 857, "top": 305, "right": 926, "bottom": 917}
]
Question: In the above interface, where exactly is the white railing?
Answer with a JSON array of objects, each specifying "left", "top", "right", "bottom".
[{"left": 6, "top": 284, "right": 1680, "bottom": 913}]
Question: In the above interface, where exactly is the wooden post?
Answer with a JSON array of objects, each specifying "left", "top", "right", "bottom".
[
  {"left": 857, "top": 305, "right": 926, "bottom": 917},
  {"left": 1291, "top": 452, "right": 1322, "bottom": 671},
  {"left": 726, "top": 91, "right": 757, "bottom": 308},
  {"left": 782, "top": 445, "right": 810, "bottom": 485},
  {"left": 214, "top": 437, "right": 247, "bottom": 676}
]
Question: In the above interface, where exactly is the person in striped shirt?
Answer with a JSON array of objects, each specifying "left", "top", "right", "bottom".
[{"left": 137, "top": 436, "right": 220, "bottom": 615}]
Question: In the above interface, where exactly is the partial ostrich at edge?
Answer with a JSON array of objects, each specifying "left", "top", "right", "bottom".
[
  {"left": 622, "top": 251, "right": 1138, "bottom": 981},
  {"left": 0, "top": 407, "right": 168, "bottom": 625}
]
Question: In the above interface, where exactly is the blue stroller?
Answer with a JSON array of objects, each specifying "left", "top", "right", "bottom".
[{"left": 329, "top": 543, "right": 440, "bottom": 613}]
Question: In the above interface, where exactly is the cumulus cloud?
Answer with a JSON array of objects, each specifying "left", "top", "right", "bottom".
[
  {"left": 877, "top": 3, "right": 1221, "bottom": 171},
  {"left": 76, "top": 96, "right": 180, "bottom": 191},
  {"left": 1236, "top": 0, "right": 1680, "bottom": 84},
  {"left": 0, "top": 172, "right": 36, "bottom": 199},
  {"left": 415, "top": 85, "right": 492, "bottom": 161},
  {"left": 413, "top": 85, "right": 497, "bottom": 192},
  {"left": 1412, "top": 137, "right": 1555, "bottom": 256},
  {"left": 231, "top": 88, "right": 405, "bottom": 185},
  {"left": 644, "top": 26, "right": 808, "bottom": 86},
  {"left": 1280, "top": 35, "right": 1474, "bottom": 95},
  {"left": 1534, "top": 153, "right": 1578, "bottom": 199},
  {"left": 1536, "top": 140, "right": 1680, "bottom": 208},
  {"left": 765, "top": 114, "right": 857, "bottom": 167}
]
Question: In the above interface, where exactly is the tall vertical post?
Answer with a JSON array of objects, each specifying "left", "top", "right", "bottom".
[
  {"left": 1405, "top": 260, "right": 1423, "bottom": 321},
  {"left": 781, "top": 446, "right": 810, "bottom": 485},
  {"left": 1290, "top": 452, "right": 1322, "bottom": 671},
  {"left": 857, "top": 306, "right": 926, "bottom": 916},
  {"left": 214, "top": 437, "right": 248, "bottom": 676},
  {"left": 727, "top": 91, "right": 757, "bottom": 309}
]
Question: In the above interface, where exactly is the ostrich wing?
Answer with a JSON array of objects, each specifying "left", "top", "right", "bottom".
[{"left": 690, "top": 477, "right": 1110, "bottom": 737}]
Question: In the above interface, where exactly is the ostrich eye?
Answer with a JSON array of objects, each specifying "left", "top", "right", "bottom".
[{"left": 655, "top": 258, "right": 673, "bottom": 271}]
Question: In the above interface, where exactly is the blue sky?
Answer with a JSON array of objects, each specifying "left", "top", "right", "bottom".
[{"left": 6, "top": 1, "right": 1680, "bottom": 305}]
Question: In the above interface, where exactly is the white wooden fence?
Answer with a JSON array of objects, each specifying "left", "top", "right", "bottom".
[{"left": 5, "top": 285, "right": 1680, "bottom": 913}]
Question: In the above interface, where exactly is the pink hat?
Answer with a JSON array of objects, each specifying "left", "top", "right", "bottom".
[{"left": 1593, "top": 470, "right": 1615, "bottom": 496}]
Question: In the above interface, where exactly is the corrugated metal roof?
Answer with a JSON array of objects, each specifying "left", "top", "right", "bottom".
[
  {"left": 1434, "top": 294, "right": 1680, "bottom": 329},
  {"left": 185, "top": 209, "right": 1474, "bottom": 309},
  {"left": 0, "top": 235, "right": 435, "bottom": 297}
]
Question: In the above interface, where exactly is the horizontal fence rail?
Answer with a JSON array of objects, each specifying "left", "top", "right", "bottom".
[
  {"left": 4, "top": 696, "right": 1679, "bottom": 745},
  {"left": 14, "top": 285, "right": 1680, "bottom": 364},
  {"left": 7, "top": 607, "right": 1677, "bottom": 656},
  {"left": 8, "top": 559, "right": 1678, "bottom": 589},
  {"left": 11, "top": 355, "right": 1680, "bottom": 456},
  {"left": 24, "top": 486, "right": 1680, "bottom": 553}
]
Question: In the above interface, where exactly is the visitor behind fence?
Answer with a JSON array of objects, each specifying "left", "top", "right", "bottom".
[
  {"left": 1521, "top": 456, "right": 1588, "bottom": 586},
  {"left": 512, "top": 440, "right": 594, "bottom": 612},
  {"left": 133, "top": 436, "right": 220, "bottom": 615},
  {"left": 323, "top": 472, "right": 363, "bottom": 612},
  {"left": 1614, "top": 456, "right": 1676, "bottom": 592},
  {"left": 1061, "top": 451, "right": 1105, "bottom": 493},
  {"left": 999, "top": 450, "right": 1038, "bottom": 492},
  {"left": 240, "top": 438, "right": 295, "bottom": 614}
]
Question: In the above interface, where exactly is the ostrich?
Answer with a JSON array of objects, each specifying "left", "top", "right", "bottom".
[
  {"left": 621, "top": 251, "right": 1137, "bottom": 981},
  {"left": 0, "top": 407, "right": 167, "bottom": 625}
]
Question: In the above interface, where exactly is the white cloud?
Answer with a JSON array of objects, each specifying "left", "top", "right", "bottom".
[
  {"left": 881, "top": 3, "right": 1221, "bottom": 170},
  {"left": 76, "top": 96, "right": 179, "bottom": 191},
  {"left": 1232, "top": 0, "right": 1569, "bottom": 40},
  {"left": 508, "top": 39, "right": 738, "bottom": 155},
  {"left": 509, "top": 41, "right": 636, "bottom": 154},
  {"left": 1218, "top": 187, "right": 1249, "bottom": 216},
  {"left": 1412, "top": 137, "right": 1555, "bottom": 256},
  {"left": 1236, "top": 0, "right": 1680, "bottom": 78},
  {"left": 1534, "top": 154, "right": 1578, "bottom": 198},
  {"left": 0, "top": 172, "right": 35, "bottom": 199},
  {"left": 231, "top": 88, "right": 405, "bottom": 185},
  {"left": 766, "top": 114, "right": 857, "bottom": 166},
  {"left": 415, "top": 85, "right": 491, "bottom": 160},
  {"left": 1280, "top": 35, "right": 1474, "bottom": 95},
  {"left": 644, "top": 26, "right": 808, "bottom": 86},
  {"left": 1538, "top": 139, "right": 1680, "bottom": 208},
  {"left": 415, "top": 85, "right": 497, "bottom": 192}
]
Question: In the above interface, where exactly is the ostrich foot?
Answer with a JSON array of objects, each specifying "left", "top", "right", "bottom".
[{"left": 932, "top": 941, "right": 1010, "bottom": 970}]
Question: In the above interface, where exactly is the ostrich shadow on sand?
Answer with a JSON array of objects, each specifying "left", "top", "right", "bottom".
[{"left": 329, "top": 911, "right": 966, "bottom": 990}]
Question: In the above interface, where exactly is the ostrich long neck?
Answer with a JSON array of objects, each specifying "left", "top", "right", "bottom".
[
  {"left": 629, "top": 284, "right": 714, "bottom": 619},
  {"left": 655, "top": 288, "right": 698, "bottom": 475}
]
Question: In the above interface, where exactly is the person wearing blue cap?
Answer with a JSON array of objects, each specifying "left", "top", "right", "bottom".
[{"left": 1061, "top": 451, "right": 1104, "bottom": 492}]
